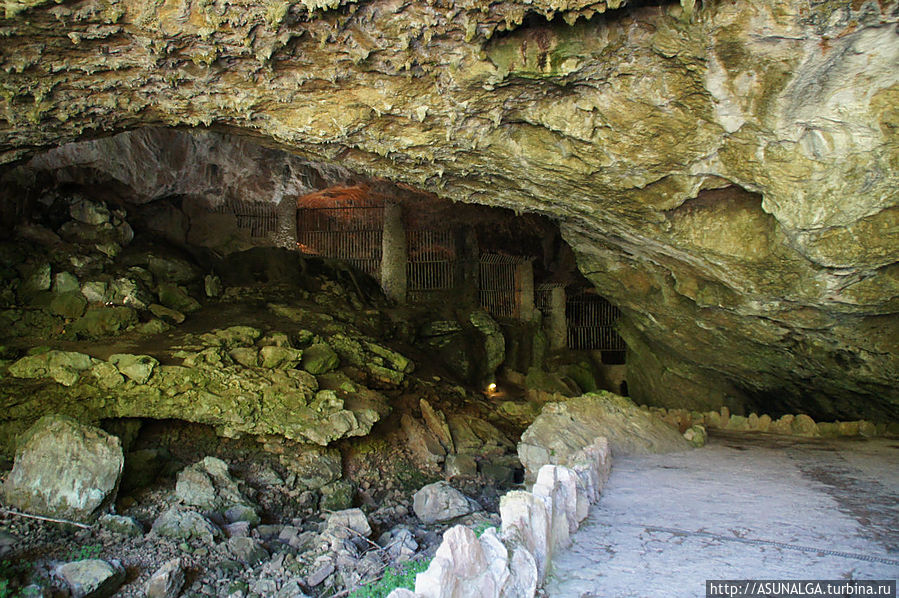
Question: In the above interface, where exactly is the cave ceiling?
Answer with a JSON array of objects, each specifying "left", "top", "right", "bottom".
[{"left": 1, "top": 0, "right": 897, "bottom": 419}]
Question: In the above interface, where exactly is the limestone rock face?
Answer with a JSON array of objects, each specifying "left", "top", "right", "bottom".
[
  {"left": 2, "top": 416, "right": 123, "bottom": 522},
  {"left": 519, "top": 392, "right": 688, "bottom": 478},
  {"left": 1, "top": 1, "right": 898, "bottom": 419}
]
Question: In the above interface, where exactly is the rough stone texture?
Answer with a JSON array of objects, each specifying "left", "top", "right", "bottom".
[
  {"left": 279, "top": 445, "right": 343, "bottom": 489},
  {"left": 323, "top": 508, "right": 372, "bottom": 538},
  {"left": 300, "top": 343, "right": 340, "bottom": 374},
  {"left": 227, "top": 537, "right": 269, "bottom": 565},
  {"left": 414, "top": 526, "right": 509, "bottom": 598},
  {"left": 8, "top": 350, "right": 97, "bottom": 387},
  {"left": 151, "top": 507, "right": 221, "bottom": 544},
  {"left": 412, "top": 481, "right": 480, "bottom": 524},
  {"left": 401, "top": 414, "right": 445, "bottom": 468},
  {"left": 2, "top": 415, "right": 123, "bottom": 522},
  {"left": 420, "top": 399, "right": 455, "bottom": 454},
  {"left": 0, "top": 328, "right": 390, "bottom": 452},
  {"left": 410, "top": 434, "right": 612, "bottom": 598},
  {"left": 98, "top": 514, "right": 143, "bottom": 537},
  {"left": 54, "top": 559, "right": 125, "bottom": 598},
  {"left": 145, "top": 558, "right": 186, "bottom": 598},
  {"left": 519, "top": 392, "right": 688, "bottom": 479},
  {"left": 1, "top": 0, "right": 897, "bottom": 420},
  {"left": 499, "top": 490, "right": 551, "bottom": 584},
  {"left": 175, "top": 456, "right": 259, "bottom": 522}
]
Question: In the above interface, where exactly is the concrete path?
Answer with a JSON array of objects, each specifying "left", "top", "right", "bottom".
[{"left": 545, "top": 432, "right": 899, "bottom": 597}]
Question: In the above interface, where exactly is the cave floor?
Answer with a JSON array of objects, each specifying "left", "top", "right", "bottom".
[{"left": 546, "top": 432, "right": 899, "bottom": 597}]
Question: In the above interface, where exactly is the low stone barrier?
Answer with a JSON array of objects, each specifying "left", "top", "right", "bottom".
[
  {"left": 389, "top": 437, "right": 611, "bottom": 598},
  {"left": 649, "top": 406, "right": 899, "bottom": 439}
]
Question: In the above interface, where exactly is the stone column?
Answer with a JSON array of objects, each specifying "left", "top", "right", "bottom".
[
  {"left": 548, "top": 286, "right": 567, "bottom": 350},
  {"left": 275, "top": 195, "right": 298, "bottom": 249},
  {"left": 460, "top": 227, "right": 479, "bottom": 304},
  {"left": 516, "top": 259, "right": 535, "bottom": 321},
  {"left": 381, "top": 200, "right": 407, "bottom": 304}
]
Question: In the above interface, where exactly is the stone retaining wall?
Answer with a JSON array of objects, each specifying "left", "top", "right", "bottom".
[
  {"left": 388, "top": 437, "right": 611, "bottom": 598},
  {"left": 650, "top": 406, "right": 899, "bottom": 439}
]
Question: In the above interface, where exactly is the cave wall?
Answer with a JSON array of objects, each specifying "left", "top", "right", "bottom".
[{"left": 1, "top": 0, "right": 897, "bottom": 419}]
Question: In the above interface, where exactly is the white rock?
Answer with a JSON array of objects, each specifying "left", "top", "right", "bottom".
[
  {"left": 325, "top": 507, "right": 372, "bottom": 537},
  {"left": 501, "top": 544, "right": 538, "bottom": 598},
  {"left": 145, "top": 558, "right": 185, "bottom": 598},
  {"left": 413, "top": 481, "right": 479, "bottom": 524},
  {"left": 55, "top": 559, "right": 125, "bottom": 598},
  {"left": 499, "top": 491, "right": 550, "bottom": 583}
]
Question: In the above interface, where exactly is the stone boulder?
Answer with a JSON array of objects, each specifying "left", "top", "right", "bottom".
[
  {"left": 519, "top": 392, "right": 689, "bottom": 479},
  {"left": 227, "top": 537, "right": 269, "bottom": 565},
  {"left": 0, "top": 530, "right": 16, "bottom": 559},
  {"left": 145, "top": 558, "right": 185, "bottom": 598},
  {"left": 413, "top": 482, "right": 480, "bottom": 524},
  {"left": 54, "top": 559, "right": 125, "bottom": 598},
  {"left": 98, "top": 514, "right": 143, "bottom": 537},
  {"left": 2, "top": 416, "right": 123, "bottom": 522},
  {"left": 8, "top": 350, "right": 98, "bottom": 387},
  {"left": 301, "top": 343, "right": 340, "bottom": 374},
  {"left": 413, "top": 526, "right": 511, "bottom": 598},
  {"left": 151, "top": 507, "right": 220, "bottom": 544},
  {"left": 175, "top": 456, "right": 259, "bottom": 523}
]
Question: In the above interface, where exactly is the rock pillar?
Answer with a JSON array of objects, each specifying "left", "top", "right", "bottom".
[
  {"left": 548, "top": 286, "right": 567, "bottom": 350},
  {"left": 516, "top": 259, "right": 535, "bottom": 321},
  {"left": 381, "top": 200, "right": 407, "bottom": 304},
  {"left": 276, "top": 195, "right": 298, "bottom": 249}
]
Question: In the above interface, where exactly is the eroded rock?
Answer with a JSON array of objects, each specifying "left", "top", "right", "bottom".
[
  {"left": 519, "top": 392, "right": 689, "bottom": 479},
  {"left": 2, "top": 416, "right": 123, "bottom": 522},
  {"left": 145, "top": 558, "right": 185, "bottom": 598},
  {"left": 54, "top": 559, "right": 125, "bottom": 598},
  {"left": 413, "top": 482, "right": 480, "bottom": 524}
]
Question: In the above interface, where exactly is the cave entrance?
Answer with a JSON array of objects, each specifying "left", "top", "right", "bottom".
[
  {"left": 2, "top": 126, "right": 628, "bottom": 396},
  {"left": 293, "top": 184, "right": 626, "bottom": 363}
]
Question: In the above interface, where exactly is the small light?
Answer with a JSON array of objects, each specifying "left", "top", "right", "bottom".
[{"left": 487, "top": 383, "right": 497, "bottom": 393}]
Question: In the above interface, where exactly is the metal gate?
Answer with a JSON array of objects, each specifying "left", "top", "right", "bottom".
[
  {"left": 296, "top": 205, "right": 384, "bottom": 280},
  {"left": 407, "top": 229, "right": 457, "bottom": 302},
  {"left": 479, "top": 254, "right": 530, "bottom": 319},
  {"left": 566, "top": 291, "right": 625, "bottom": 351},
  {"left": 215, "top": 198, "right": 280, "bottom": 238}
]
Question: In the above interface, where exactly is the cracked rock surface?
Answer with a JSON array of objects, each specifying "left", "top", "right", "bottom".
[{"left": 1, "top": 0, "right": 897, "bottom": 419}]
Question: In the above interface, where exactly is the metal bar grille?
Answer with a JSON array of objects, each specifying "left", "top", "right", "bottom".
[
  {"left": 214, "top": 199, "right": 280, "bottom": 238},
  {"left": 536, "top": 282, "right": 565, "bottom": 313},
  {"left": 478, "top": 254, "right": 530, "bottom": 319},
  {"left": 296, "top": 206, "right": 384, "bottom": 280},
  {"left": 407, "top": 229, "right": 457, "bottom": 302},
  {"left": 566, "top": 292, "right": 626, "bottom": 351}
]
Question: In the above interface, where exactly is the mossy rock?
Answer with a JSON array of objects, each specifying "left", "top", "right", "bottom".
[
  {"left": 70, "top": 306, "right": 137, "bottom": 339},
  {"left": 319, "top": 479, "right": 355, "bottom": 511},
  {"left": 50, "top": 292, "right": 87, "bottom": 319},
  {"left": 157, "top": 283, "right": 201, "bottom": 314},
  {"left": 301, "top": 343, "right": 339, "bottom": 374}
]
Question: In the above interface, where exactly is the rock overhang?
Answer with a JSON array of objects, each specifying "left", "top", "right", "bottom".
[{"left": 0, "top": 0, "right": 897, "bottom": 420}]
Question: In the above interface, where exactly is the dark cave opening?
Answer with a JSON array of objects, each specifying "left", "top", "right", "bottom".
[{"left": 0, "top": 127, "right": 630, "bottom": 401}]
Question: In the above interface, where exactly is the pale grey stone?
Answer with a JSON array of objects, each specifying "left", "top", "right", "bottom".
[
  {"left": 2, "top": 415, "right": 122, "bottom": 522},
  {"left": 145, "top": 558, "right": 185, "bottom": 598},
  {"left": 55, "top": 559, "right": 125, "bottom": 598},
  {"left": 151, "top": 507, "right": 220, "bottom": 544},
  {"left": 227, "top": 537, "right": 268, "bottom": 565},
  {"left": 413, "top": 481, "right": 479, "bottom": 524},
  {"left": 499, "top": 491, "right": 550, "bottom": 583}
]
